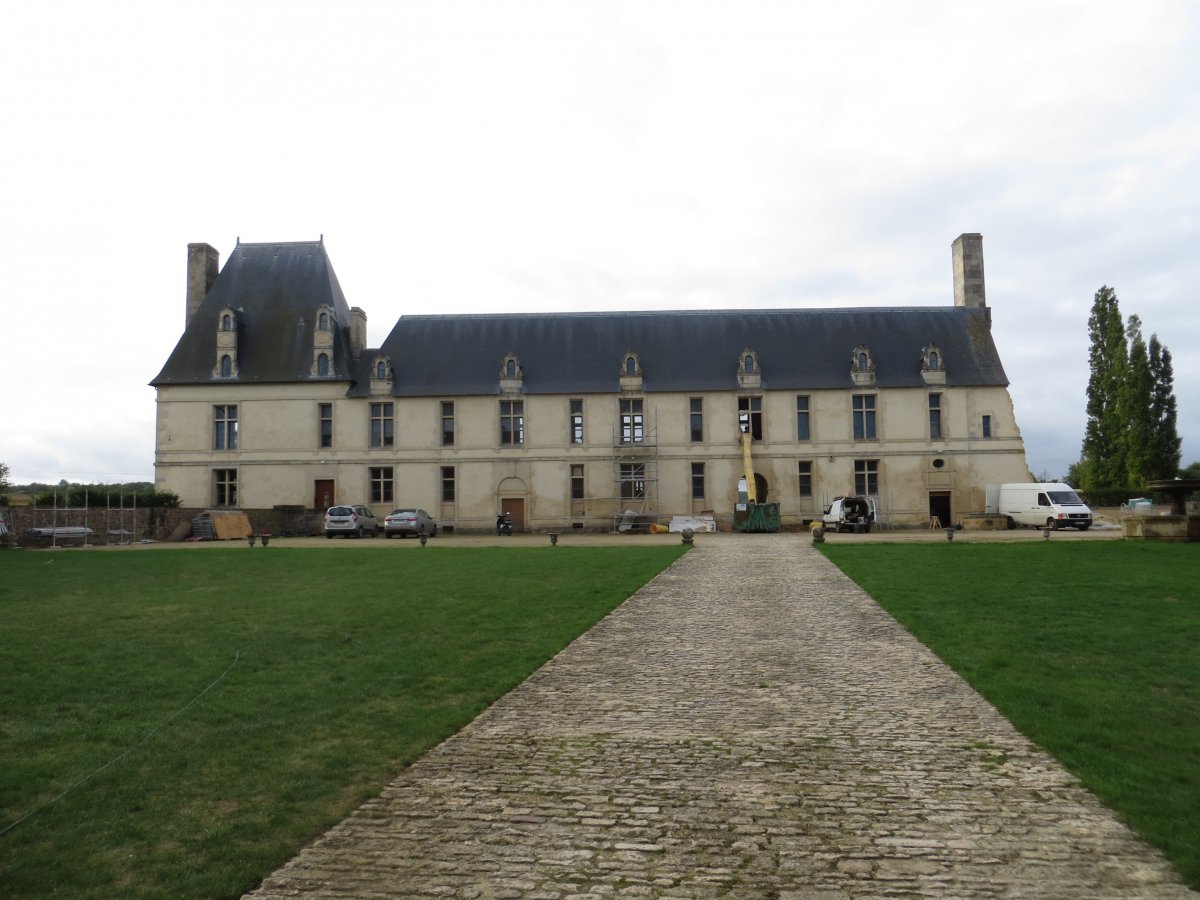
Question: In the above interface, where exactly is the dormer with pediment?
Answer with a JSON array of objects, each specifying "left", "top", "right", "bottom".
[
  {"left": 850, "top": 344, "right": 876, "bottom": 387},
  {"left": 369, "top": 354, "right": 393, "bottom": 395},
  {"left": 619, "top": 351, "right": 643, "bottom": 393},
  {"left": 737, "top": 348, "right": 761, "bottom": 390},
  {"left": 309, "top": 304, "right": 336, "bottom": 377},
  {"left": 921, "top": 343, "right": 947, "bottom": 385},
  {"left": 213, "top": 306, "right": 242, "bottom": 379},
  {"left": 499, "top": 354, "right": 524, "bottom": 396}
]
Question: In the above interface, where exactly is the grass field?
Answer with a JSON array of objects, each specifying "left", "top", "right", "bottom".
[
  {"left": 0, "top": 544, "right": 687, "bottom": 899},
  {"left": 821, "top": 540, "right": 1200, "bottom": 890}
]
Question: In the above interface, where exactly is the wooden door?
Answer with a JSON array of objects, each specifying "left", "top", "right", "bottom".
[
  {"left": 501, "top": 497, "right": 525, "bottom": 533},
  {"left": 315, "top": 480, "right": 335, "bottom": 511}
]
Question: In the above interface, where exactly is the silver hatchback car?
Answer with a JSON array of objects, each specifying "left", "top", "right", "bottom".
[{"left": 323, "top": 505, "right": 379, "bottom": 538}]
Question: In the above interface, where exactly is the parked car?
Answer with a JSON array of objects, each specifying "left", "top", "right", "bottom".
[
  {"left": 384, "top": 508, "right": 437, "bottom": 538},
  {"left": 324, "top": 505, "right": 379, "bottom": 538}
]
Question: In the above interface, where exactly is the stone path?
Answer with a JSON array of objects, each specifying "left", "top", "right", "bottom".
[{"left": 247, "top": 535, "right": 1195, "bottom": 899}]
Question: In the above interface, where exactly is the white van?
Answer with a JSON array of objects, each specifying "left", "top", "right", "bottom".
[{"left": 986, "top": 483, "right": 1093, "bottom": 531}]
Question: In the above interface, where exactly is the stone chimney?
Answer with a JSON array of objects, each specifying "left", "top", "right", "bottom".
[
  {"left": 186, "top": 243, "right": 220, "bottom": 327},
  {"left": 951, "top": 233, "right": 986, "bottom": 310},
  {"left": 349, "top": 307, "right": 368, "bottom": 359}
]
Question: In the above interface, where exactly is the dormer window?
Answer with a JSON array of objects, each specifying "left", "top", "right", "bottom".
[
  {"left": 619, "top": 351, "right": 643, "bottom": 392},
  {"left": 319, "top": 311, "right": 330, "bottom": 331},
  {"left": 368, "top": 355, "right": 393, "bottom": 394},
  {"left": 376, "top": 359, "right": 387, "bottom": 380},
  {"left": 737, "top": 348, "right": 762, "bottom": 389},
  {"left": 851, "top": 344, "right": 876, "bottom": 387},
  {"left": 921, "top": 343, "right": 947, "bottom": 385},
  {"left": 317, "top": 353, "right": 330, "bottom": 377},
  {"left": 310, "top": 304, "right": 336, "bottom": 378},
  {"left": 214, "top": 306, "right": 239, "bottom": 379},
  {"left": 499, "top": 354, "right": 524, "bottom": 396}
]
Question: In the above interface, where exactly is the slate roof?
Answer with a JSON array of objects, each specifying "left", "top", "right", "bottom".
[
  {"left": 356, "top": 307, "right": 1007, "bottom": 397},
  {"left": 152, "top": 239, "right": 1009, "bottom": 394},
  {"left": 151, "top": 240, "right": 354, "bottom": 386}
]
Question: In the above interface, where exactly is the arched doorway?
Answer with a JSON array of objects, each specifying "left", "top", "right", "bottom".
[{"left": 496, "top": 476, "right": 528, "bottom": 533}]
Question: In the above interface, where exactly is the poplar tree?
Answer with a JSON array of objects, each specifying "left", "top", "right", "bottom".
[
  {"left": 1080, "top": 286, "right": 1129, "bottom": 490},
  {"left": 1123, "top": 316, "right": 1153, "bottom": 488},
  {"left": 1147, "top": 335, "right": 1182, "bottom": 480}
]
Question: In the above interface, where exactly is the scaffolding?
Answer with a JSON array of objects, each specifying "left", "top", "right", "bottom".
[{"left": 612, "top": 407, "right": 660, "bottom": 531}]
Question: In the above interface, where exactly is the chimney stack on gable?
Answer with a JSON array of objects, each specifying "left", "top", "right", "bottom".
[
  {"left": 186, "top": 242, "right": 220, "bottom": 327},
  {"left": 951, "top": 233, "right": 987, "bottom": 311},
  {"left": 349, "top": 307, "right": 367, "bottom": 359}
]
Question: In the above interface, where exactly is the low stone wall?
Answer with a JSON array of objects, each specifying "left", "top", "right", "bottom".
[
  {"left": 1122, "top": 514, "right": 1199, "bottom": 543},
  {"left": 961, "top": 513, "right": 1008, "bottom": 531},
  {"left": 1, "top": 505, "right": 324, "bottom": 545}
]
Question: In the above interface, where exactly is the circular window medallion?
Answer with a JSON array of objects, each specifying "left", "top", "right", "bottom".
[{"left": 932, "top": 458, "right": 945, "bottom": 469}]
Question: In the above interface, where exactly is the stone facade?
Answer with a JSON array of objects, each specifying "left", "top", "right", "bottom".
[{"left": 152, "top": 235, "right": 1033, "bottom": 531}]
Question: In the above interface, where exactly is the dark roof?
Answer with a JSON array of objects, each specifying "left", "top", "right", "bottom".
[
  {"left": 151, "top": 240, "right": 354, "bottom": 386},
  {"left": 353, "top": 307, "right": 1007, "bottom": 397}
]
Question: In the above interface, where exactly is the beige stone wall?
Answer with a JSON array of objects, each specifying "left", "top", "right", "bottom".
[{"left": 155, "top": 382, "right": 1032, "bottom": 531}]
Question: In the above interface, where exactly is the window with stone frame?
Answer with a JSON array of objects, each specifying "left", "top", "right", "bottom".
[
  {"left": 928, "top": 393, "right": 943, "bottom": 440},
  {"left": 214, "top": 468, "right": 238, "bottom": 506},
  {"left": 318, "top": 403, "right": 333, "bottom": 448},
  {"left": 798, "top": 461, "right": 813, "bottom": 497},
  {"left": 691, "top": 462, "right": 705, "bottom": 500},
  {"left": 737, "top": 396, "right": 762, "bottom": 440},
  {"left": 441, "top": 466, "right": 456, "bottom": 503},
  {"left": 570, "top": 399, "right": 584, "bottom": 444},
  {"left": 796, "top": 395, "right": 811, "bottom": 441},
  {"left": 370, "top": 402, "right": 394, "bottom": 448},
  {"left": 620, "top": 462, "right": 646, "bottom": 500},
  {"left": 854, "top": 459, "right": 879, "bottom": 496},
  {"left": 369, "top": 466, "right": 394, "bottom": 504},
  {"left": 852, "top": 394, "right": 877, "bottom": 440},
  {"left": 500, "top": 400, "right": 524, "bottom": 445},
  {"left": 442, "top": 401, "right": 455, "bottom": 446},
  {"left": 620, "top": 398, "right": 644, "bottom": 444},
  {"left": 571, "top": 464, "right": 585, "bottom": 500},
  {"left": 214, "top": 405, "right": 238, "bottom": 450},
  {"left": 690, "top": 398, "right": 704, "bottom": 442}
]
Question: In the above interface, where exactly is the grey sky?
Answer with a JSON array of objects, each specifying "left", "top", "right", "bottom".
[{"left": 4, "top": 1, "right": 1196, "bottom": 485}]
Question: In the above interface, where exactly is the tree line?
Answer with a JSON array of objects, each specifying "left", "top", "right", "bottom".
[{"left": 1072, "top": 285, "right": 1185, "bottom": 495}]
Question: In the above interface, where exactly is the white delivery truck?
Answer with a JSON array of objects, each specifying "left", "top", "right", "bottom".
[{"left": 985, "top": 483, "right": 1093, "bottom": 531}]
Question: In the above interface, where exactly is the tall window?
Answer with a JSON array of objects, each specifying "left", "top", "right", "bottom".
[
  {"left": 982, "top": 414, "right": 993, "bottom": 438},
  {"left": 500, "top": 400, "right": 524, "bottom": 445},
  {"left": 571, "top": 464, "right": 585, "bottom": 500},
  {"left": 854, "top": 459, "right": 879, "bottom": 496},
  {"left": 318, "top": 403, "right": 333, "bottom": 448},
  {"left": 928, "top": 393, "right": 943, "bottom": 440},
  {"left": 441, "top": 466, "right": 456, "bottom": 502},
  {"left": 796, "top": 395, "right": 810, "bottom": 441},
  {"left": 441, "top": 401, "right": 455, "bottom": 446},
  {"left": 318, "top": 312, "right": 329, "bottom": 330},
  {"left": 852, "top": 395, "right": 877, "bottom": 440},
  {"left": 620, "top": 398, "right": 644, "bottom": 444},
  {"left": 691, "top": 462, "right": 705, "bottom": 500},
  {"left": 737, "top": 396, "right": 762, "bottom": 440},
  {"left": 369, "top": 466, "right": 394, "bottom": 504},
  {"left": 214, "top": 468, "right": 237, "bottom": 506},
  {"left": 570, "top": 399, "right": 584, "bottom": 444},
  {"left": 221, "top": 313, "right": 233, "bottom": 332},
  {"left": 689, "top": 398, "right": 704, "bottom": 442},
  {"left": 798, "top": 461, "right": 813, "bottom": 498},
  {"left": 214, "top": 405, "right": 238, "bottom": 450},
  {"left": 219, "top": 355, "right": 232, "bottom": 378},
  {"left": 370, "top": 402, "right": 394, "bottom": 448},
  {"left": 317, "top": 353, "right": 330, "bottom": 376},
  {"left": 375, "top": 360, "right": 388, "bottom": 379},
  {"left": 620, "top": 463, "right": 646, "bottom": 500}
]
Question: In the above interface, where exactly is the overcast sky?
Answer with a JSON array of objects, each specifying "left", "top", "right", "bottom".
[{"left": 3, "top": 1, "right": 1197, "bottom": 487}]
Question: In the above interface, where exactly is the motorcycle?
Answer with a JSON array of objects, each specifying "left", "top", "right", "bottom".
[{"left": 496, "top": 514, "right": 513, "bottom": 536}]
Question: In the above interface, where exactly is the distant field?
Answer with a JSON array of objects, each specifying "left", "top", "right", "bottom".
[
  {"left": 0, "top": 545, "right": 687, "bottom": 899},
  {"left": 822, "top": 540, "right": 1200, "bottom": 890}
]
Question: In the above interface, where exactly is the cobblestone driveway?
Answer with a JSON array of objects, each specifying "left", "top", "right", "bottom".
[{"left": 248, "top": 534, "right": 1194, "bottom": 899}]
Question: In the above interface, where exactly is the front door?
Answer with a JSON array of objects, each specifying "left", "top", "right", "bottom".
[
  {"left": 315, "top": 479, "right": 335, "bottom": 511},
  {"left": 929, "top": 491, "right": 952, "bottom": 528},
  {"left": 501, "top": 497, "right": 525, "bottom": 533}
]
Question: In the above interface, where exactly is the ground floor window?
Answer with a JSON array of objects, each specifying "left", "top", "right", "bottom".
[
  {"left": 691, "top": 462, "right": 705, "bottom": 500},
  {"left": 571, "top": 464, "right": 585, "bottom": 500},
  {"left": 798, "top": 461, "right": 813, "bottom": 497},
  {"left": 369, "top": 467, "right": 393, "bottom": 504},
  {"left": 214, "top": 469, "right": 238, "bottom": 506},
  {"left": 441, "top": 466, "right": 456, "bottom": 503},
  {"left": 854, "top": 459, "right": 879, "bottom": 496},
  {"left": 620, "top": 463, "right": 646, "bottom": 500}
]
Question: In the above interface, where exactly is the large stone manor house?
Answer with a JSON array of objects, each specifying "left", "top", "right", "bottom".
[{"left": 151, "top": 233, "right": 1032, "bottom": 532}]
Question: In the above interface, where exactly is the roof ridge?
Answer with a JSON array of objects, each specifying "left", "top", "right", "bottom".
[{"left": 396, "top": 305, "right": 961, "bottom": 322}]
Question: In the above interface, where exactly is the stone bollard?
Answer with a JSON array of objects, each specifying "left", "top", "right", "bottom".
[
  {"left": 681, "top": 528, "right": 695, "bottom": 545},
  {"left": 811, "top": 525, "right": 825, "bottom": 544}
]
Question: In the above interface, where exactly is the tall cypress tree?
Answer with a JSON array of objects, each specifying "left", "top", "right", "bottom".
[
  {"left": 1148, "top": 335, "right": 1182, "bottom": 480},
  {"left": 1123, "top": 316, "right": 1153, "bottom": 488},
  {"left": 1080, "top": 286, "right": 1129, "bottom": 490}
]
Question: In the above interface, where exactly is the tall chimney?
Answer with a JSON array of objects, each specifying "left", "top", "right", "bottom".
[
  {"left": 349, "top": 307, "right": 368, "bottom": 359},
  {"left": 951, "top": 233, "right": 986, "bottom": 310},
  {"left": 186, "top": 242, "right": 220, "bottom": 327}
]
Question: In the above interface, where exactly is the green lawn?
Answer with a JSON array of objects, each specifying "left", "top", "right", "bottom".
[
  {"left": 822, "top": 540, "right": 1200, "bottom": 889},
  {"left": 0, "top": 544, "right": 686, "bottom": 899}
]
